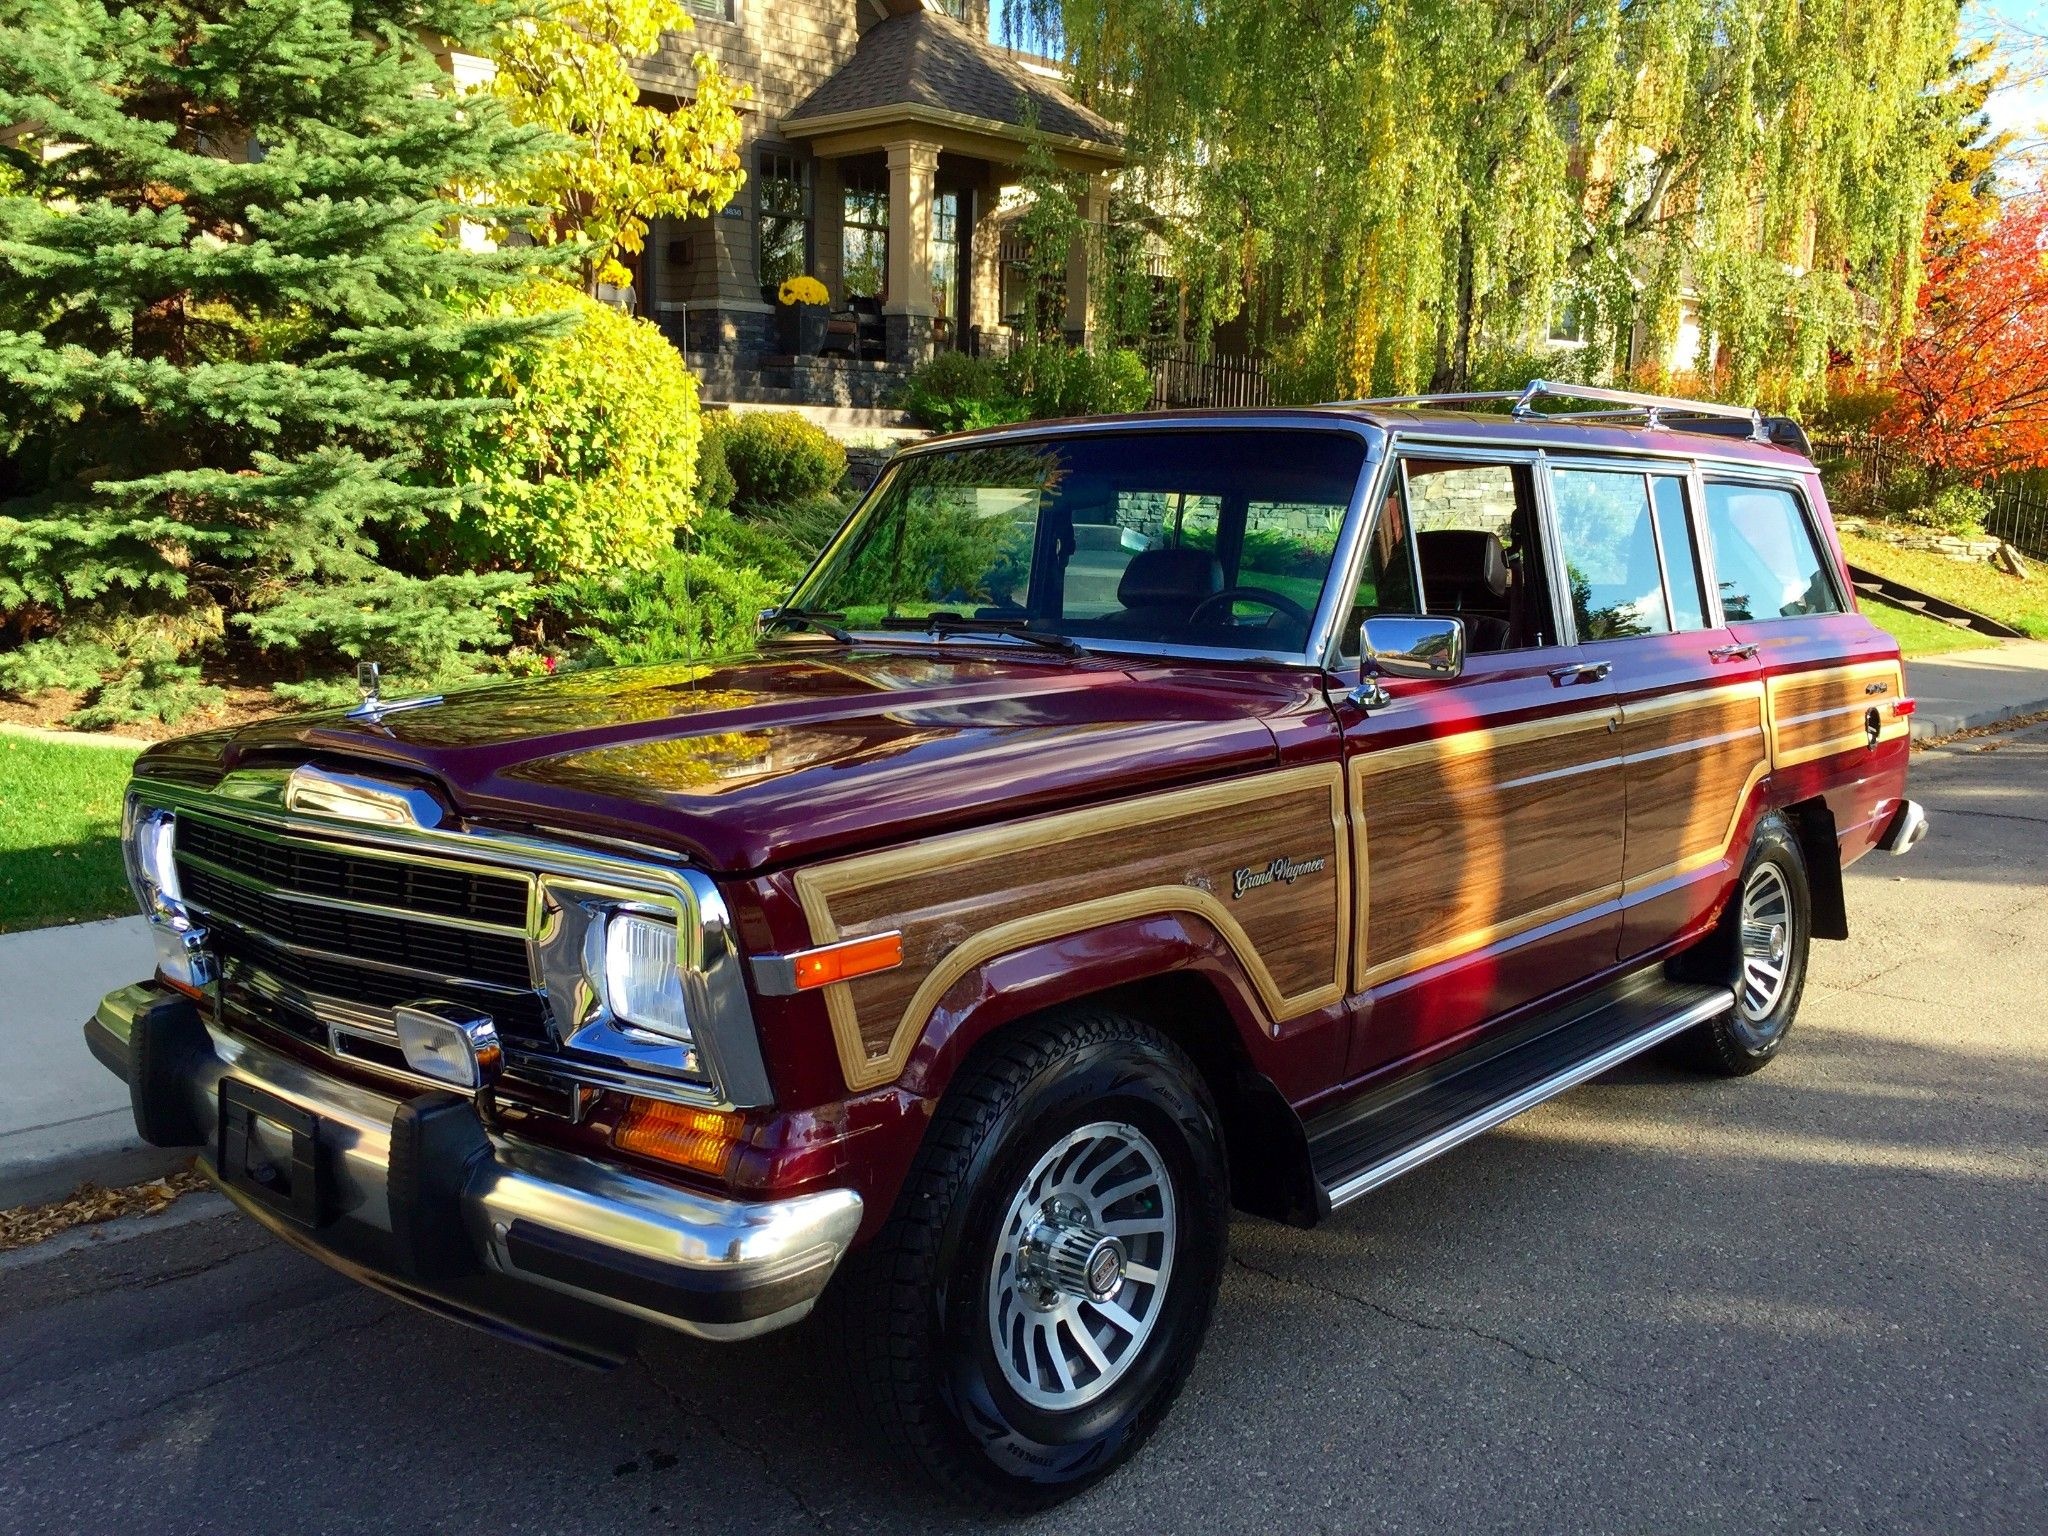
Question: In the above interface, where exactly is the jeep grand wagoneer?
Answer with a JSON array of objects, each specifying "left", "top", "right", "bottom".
[{"left": 89, "top": 382, "right": 1926, "bottom": 1508}]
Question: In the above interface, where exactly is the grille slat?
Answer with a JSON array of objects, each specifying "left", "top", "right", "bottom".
[
  {"left": 212, "top": 926, "right": 553, "bottom": 1046},
  {"left": 177, "top": 816, "right": 530, "bottom": 928}
]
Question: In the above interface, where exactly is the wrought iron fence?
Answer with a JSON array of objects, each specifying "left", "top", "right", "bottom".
[
  {"left": 1143, "top": 344, "right": 1272, "bottom": 410},
  {"left": 1809, "top": 433, "right": 2048, "bottom": 560}
]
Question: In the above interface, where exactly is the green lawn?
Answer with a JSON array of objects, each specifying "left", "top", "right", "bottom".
[
  {"left": 1861, "top": 597, "right": 2001, "bottom": 658},
  {"left": 1842, "top": 531, "right": 2048, "bottom": 640},
  {"left": 0, "top": 733, "right": 140, "bottom": 933}
]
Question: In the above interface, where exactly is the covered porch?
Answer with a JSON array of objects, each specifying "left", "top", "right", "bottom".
[{"left": 646, "top": 6, "right": 1123, "bottom": 408}]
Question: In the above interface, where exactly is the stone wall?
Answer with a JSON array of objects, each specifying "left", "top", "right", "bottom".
[{"left": 1408, "top": 466, "right": 1518, "bottom": 536}]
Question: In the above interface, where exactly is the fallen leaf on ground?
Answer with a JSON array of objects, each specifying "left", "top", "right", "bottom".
[{"left": 0, "top": 1167, "right": 206, "bottom": 1252}]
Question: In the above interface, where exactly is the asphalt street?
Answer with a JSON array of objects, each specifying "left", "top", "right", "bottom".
[{"left": 2, "top": 727, "right": 2043, "bottom": 1535}]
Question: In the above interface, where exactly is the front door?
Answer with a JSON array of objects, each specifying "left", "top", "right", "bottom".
[
  {"left": 1333, "top": 452, "right": 1627, "bottom": 1082},
  {"left": 1542, "top": 459, "right": 1771, "bottom": 959}
]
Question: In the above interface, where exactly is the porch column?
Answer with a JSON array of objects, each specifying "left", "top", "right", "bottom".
[
  {"left": 882, "top": 139, "right": 940, "bottom": 364},
  {"left": 812, "top": 156, "right": 844, "bottom": 305},
  {"left": 968, "top": 163, "right": 1007, "bottom": 343},
  {"left": 1063, "top": 172, "right": 1111, "bottom": 347}
]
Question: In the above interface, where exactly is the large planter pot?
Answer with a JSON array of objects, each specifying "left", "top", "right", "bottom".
[{"left": 778, "top": 302, "right": 828, "bottom": 356}]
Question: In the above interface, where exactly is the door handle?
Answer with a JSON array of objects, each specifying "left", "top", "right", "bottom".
[
  {"left": 1549, "top": 661, "right": 1610, "bottom": 686},
  {"left": 1708, "top": 642, "right": 1760, "bottom": 662}
]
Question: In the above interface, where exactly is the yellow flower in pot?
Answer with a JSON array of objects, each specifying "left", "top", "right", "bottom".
[
  {"left": 776, "top": 274, "right": 832, "bottom": 355},
  {"left": 778, "top": 275, "right": 830, "bottom": 308}
]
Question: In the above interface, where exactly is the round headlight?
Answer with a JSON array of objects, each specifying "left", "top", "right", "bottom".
[{"left": 602, "top": 910, "right": 695, "bottom": 1044}]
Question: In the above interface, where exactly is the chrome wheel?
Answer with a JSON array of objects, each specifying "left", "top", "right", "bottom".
[
  {"left": 986, "top": 1120, "right": 1177, "bottom": 1412},
  {"left": 1737, "top": 861, "right": 1794, "bottom": 1025}
]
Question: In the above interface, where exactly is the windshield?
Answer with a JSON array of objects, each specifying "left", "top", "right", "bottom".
[{"left": 785, "top": 429, "right": 1368, "bottom": 654}]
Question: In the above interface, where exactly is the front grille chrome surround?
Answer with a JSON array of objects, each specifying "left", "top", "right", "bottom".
[{"left": 126, "top": 772, "right": 773, "bottom": 1112}]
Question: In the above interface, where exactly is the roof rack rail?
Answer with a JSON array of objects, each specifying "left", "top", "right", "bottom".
[{"left": 1337, "top": 379, "right": 1775, "bottom": 444}]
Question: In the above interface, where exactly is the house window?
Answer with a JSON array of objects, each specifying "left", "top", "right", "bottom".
[
  {"left": 931, "top": 189, "right": 961, "bottom": 338},
  {"left": 843, "top": 166, "right": 889, "bottom": 301},
  {"left": 757, "top": 149, "right": 809, "bottom": 303},
  {"left": 683, "top": 0, "right": 734, "bottom": 20},
  {"left": 1548, "top": 288, "right": 1587, "bottom": 345}
]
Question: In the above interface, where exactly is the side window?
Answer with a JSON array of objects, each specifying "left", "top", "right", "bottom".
[
  {"left": 1551, "top": 468, "right": 1671, "bottom": 640},
  {"left": 1346, "top": 459, "right": 1555, "bottom": 655},
  {"left": 1702, "top": 482, "right": 1843, "bottom": 621},
  {"left": 1651, "top": 476, "right": 1710, "bottom": 631}
]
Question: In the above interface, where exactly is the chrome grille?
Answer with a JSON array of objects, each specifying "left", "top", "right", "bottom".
[
  {"left": 177, "top": 813, "right": 531, "bottom": 927},
  {"left": 170, "top": 812, "right": 555, "bottom": 1061},
  {"left": 179, "top": 864, "right": 533, "bottom": 992}
]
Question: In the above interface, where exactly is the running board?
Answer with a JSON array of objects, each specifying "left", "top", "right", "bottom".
[{"left": 1309, "top": 974, "right": 1734, "bottom": 1211}]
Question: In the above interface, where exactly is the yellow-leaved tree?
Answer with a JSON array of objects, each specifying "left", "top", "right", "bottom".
[{"left": 490, "top": 0, "right": 748, "bottom": 293}]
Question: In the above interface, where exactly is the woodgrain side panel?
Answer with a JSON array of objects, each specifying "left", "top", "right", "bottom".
[
  {"left": 1767, "top": 659, "right": 1908, "bottom": 768},
  {"left": 1352, "top": 704, "right": 1627, "bottom": 988},
  {"left": 794, "top": 765, "right": 1348, "bottom": 1090},
  {"left": 1619, "top": 682, "right": 1770, "bottom": 893}
]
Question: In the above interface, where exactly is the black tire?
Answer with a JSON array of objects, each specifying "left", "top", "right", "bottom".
[
  {"left": 828, "top": 1006, "right": 1229, "bottom": 1511},
  {"left": 1676, "top": 812, "right": 1812, "bottom": 1076}
]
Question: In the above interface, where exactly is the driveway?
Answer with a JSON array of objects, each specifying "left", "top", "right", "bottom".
[{"left": 2, "top": 728, "right": 2042, "bottom": 1535}]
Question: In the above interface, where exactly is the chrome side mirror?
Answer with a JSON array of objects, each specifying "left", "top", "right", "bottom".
[{"left": 1362, "top": 615, "right": 1465, "bottom": 680}]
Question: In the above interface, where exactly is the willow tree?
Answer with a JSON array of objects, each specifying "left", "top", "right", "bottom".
[{"left": 1015, "top": 0, "right": 1976, "bottom": 406}]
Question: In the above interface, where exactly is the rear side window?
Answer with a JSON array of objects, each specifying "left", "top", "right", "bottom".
[
  {"left": 1703, "top": 482, "right": 1842, "bottom": 621},
  {"left": 1551, "top": 468, "right": 1671, "bottom": 640}
]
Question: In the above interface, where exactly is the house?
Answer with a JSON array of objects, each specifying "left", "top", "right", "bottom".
[{"left": 628, "top": 0, "right": 1125, "bottom": 407}]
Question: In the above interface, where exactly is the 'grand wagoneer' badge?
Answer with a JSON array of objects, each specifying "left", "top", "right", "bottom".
[{"left": 1231, "top": 854, "right": 1329, "bottom": 900}]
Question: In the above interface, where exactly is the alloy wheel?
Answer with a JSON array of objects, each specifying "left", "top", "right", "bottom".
[{"left": 986, "top": 1120, "right": 1177, "bottom": 1412}]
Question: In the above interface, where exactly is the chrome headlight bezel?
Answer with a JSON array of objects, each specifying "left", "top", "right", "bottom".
[
  {"left": 535, "top": 880, "right": 708, "bottom": 1085},
  {"left": 121, "top": 795, "right": 188, "bottom": 927}
]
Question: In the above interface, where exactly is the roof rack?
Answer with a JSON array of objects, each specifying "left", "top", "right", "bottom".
[{"left": 1338, "top": 378, "right": 1774, "bottom": 444}]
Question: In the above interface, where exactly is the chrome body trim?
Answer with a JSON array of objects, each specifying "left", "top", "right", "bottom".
[
  {"left": 90, "top": 983, "right": 860, "bottom": 1344},
  {"left": 1323, "top": 988, "right": 1734, "bottom": 1209},
  {"left": 125, "top": 778, "right": 774, "bottom": 1110},
  {"left": 1877, "top": 798, "right": 1928, "bottom": 856}
]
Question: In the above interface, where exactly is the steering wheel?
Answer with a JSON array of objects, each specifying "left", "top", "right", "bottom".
[{"left": 1185, "top": 586, "right": 1313, "bottom": 630}]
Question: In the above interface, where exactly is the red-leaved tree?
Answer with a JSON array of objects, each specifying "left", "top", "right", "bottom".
[{"left": 1880, "top": 195, "right": 2048, "bottom": 480}]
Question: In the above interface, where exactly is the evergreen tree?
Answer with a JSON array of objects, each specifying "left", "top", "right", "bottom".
[{"left": 0, "top": 0, "right": 567, "bottom": 720}]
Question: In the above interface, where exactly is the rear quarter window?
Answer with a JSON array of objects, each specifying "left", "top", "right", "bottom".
[{"left": 1702, "top": 481, "right": 1842, "bottom": 621}]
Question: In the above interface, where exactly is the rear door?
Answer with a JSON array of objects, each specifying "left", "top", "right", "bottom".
[
  {"left": 1543, "top": 457, "right": 1770, "bottom": 959},
  {"left": 1331, "top": 449, "right": 1625, "bottom": 1082},
  {"left": 1701, "top": 471, "right": 1909, "bottom": 851}
]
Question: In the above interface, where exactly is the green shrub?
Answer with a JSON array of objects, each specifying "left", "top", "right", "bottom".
[
  {"left": 694, "top": 422, "right": 737, "bottom": 514},
  {"left": 901, "top": 345, "right": 1152, "bottom": 432},
  {"left": 552, "top": 547, "right": 780, "bottom": 666},
  {"left": 431, "top": 282, "right": 703, "bottom": 578},
  {"left": 903, "top": 351, "right": 1027, "bottom": 433},
  {"left": 710, "top": 410, "right": 847, "bottom": 513},
  {"left": 0, "top": 615, "right": 226, "bottom": 728},
  {"left": 1897, "top": 483, "right": 1991, "bottom": 538}
]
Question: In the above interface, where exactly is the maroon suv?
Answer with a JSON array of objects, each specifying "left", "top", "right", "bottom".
[{"left": 90, "top": 383, "right": 1925, "bottom": 1508}]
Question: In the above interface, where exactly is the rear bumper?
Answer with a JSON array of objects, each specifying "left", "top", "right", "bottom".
[
  {"left": 1876, "top": 797, "right": 1929, "bottom": 855},
  {"left": 87, "top": 982, "right": 860, "bottom": 1360}
]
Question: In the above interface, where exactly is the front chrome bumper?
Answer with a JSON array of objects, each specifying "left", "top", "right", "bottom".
[{"left": 87, "top": 982, "right": 861, "bottom": 1359}]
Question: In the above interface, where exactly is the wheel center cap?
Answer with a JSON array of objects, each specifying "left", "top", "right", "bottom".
[
  {"left": 1020, "top": 1209, "right": 1127, "bottom": 1304},
  {"left": 1769, "top": 923, "right": 1786, "bottom": 962},
  {"left": 1084, "top": 1238, "right": 1126, "bottom": 1301}
]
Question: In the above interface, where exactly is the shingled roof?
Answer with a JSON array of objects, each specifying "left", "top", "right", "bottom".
[{"left": 783, "top": 9, "right": 1121, "bottom": 150}]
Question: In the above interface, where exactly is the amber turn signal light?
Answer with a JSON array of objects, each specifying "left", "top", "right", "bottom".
[
  {"left": 791, "top": 931, "right": 904, "bottom": 991},
  {"left": 612, "top": 1100, "right": 744, "bottom": 1177}
]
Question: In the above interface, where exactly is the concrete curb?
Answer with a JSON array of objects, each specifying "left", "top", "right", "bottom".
[
  {"left": 0, "top": 1110, "right": 191, "bottom": 1209},
  {"left": 1911, "top": 693, "right": 2048, "bottom": 741}
]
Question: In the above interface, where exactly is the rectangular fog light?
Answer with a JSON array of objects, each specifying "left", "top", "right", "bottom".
[{"left": 393, "top": 1003, "right": 503, "bottom": 1090}]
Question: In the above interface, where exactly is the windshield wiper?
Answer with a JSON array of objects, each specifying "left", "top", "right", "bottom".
[
  {"left": 888, "top": 616, "right": 1087, "bottom": 657},
  {"left": 761, "top": 607, "right": 853, "bottom": 644}
]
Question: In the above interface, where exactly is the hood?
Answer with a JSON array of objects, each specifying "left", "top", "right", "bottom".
[{"left": 139, "top": 644, "right": 1318, "bottom": 871}]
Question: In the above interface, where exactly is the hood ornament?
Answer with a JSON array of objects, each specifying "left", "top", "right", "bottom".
[{"left": 344, "top": 660, "right": 444, "bottom": 724}]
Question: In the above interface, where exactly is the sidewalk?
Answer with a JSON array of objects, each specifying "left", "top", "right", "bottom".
[
  {"left": 1906, "top": 638, "right": 2048, "bottom": 740},
  {"left": 0, "top": 916, "right": 184, "bottom": 1207}
]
